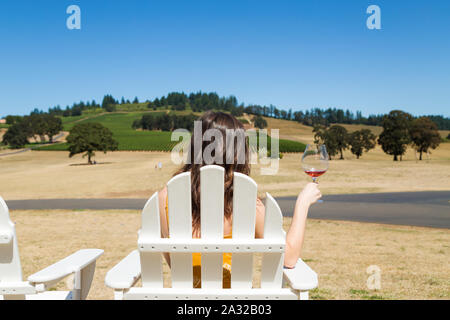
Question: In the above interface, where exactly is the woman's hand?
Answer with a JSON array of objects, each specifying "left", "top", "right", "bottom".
[{"left": 296, "top": 182, "right": 322, "bottom": 208}]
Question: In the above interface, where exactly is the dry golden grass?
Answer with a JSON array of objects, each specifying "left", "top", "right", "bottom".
[
  {"left": 253, "top": 144, "right": 450, "bottom": 197},
  {"left": 265, "top": 117, "right": 316, "bottom": 143},
  {"left": 0, "top": 129, "right": 6, "bottom": 145},
  {"left": 1, "top": 143, "right": 449, "bottom": 199},
  {"left": 265, "top": 117, "right": 384, "bottom": 143},
  {"left": 440, "top": 130, "right": 450, "bottom": 139},
  {"left": 1, "top": 116, "right": 449, "bottom": 199},
  {"left": 0, "top": 151, "right": 180, "bottom": 199},
  {"left": 10, "top": 210, "right": 449, "bottom": 300},
  {"left": 264, "top": 117, "right": 448, "bottom": 142}
]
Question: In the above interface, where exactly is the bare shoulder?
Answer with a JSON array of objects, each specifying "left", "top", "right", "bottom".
[
  {"left": 255, "top": 197, "right": 265, "bottom": 238},
  {"left": 256, "top": 197, "right": 265, "bottom": 210},
  {"left": 158, "top": 186, "right": 168, "bottom": 202},
  {"left": 158, "top": 187, "right": 168, "bottom": 216},
  {"left": 256, "top": 197, "right": 265, "bottom": 218},
  {"left": 158, "top": 186, "right": 169, "bottom": 237}
]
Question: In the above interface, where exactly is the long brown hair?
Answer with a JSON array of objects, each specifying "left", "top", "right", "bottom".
[{"left": 174, "top": 111, "right": 250, "bottom": 234}]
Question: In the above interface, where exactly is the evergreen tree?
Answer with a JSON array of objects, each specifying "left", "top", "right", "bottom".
[
  {"left": 253, "top": 115, "right": 267, "bottom": 129},
  {"left": 102, "top": 94, "right": 117, "bottom": 111}
]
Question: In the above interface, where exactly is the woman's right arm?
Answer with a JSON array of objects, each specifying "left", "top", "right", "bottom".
[
  {"left": 158, "top": 187, "right": 171, "bottom": 266},
  {"left": 283, "top": 183, "right": 321, "bottom": 268}
]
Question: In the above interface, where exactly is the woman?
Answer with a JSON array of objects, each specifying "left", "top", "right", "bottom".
[{"left": 158, "top": 111, "right": 321, "bottom": 288}]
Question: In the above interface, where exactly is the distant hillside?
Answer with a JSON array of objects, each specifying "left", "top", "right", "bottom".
[
  {"left": 25, "top": 91, "right": 450, "bottom": 130},
  {"left": 37, "top": 110, "right": 306, "bottom": 152}
]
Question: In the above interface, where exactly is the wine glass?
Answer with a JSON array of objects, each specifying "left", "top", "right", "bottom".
[{"left": 301, "top": 144, "right": 328, "bottom": 203}]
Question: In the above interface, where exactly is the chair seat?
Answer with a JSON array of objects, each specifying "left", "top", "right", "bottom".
[
  {"left": 26, "top": 291, "right": 72, "bottom": 300},
  {"left": 0, "top": 291, "right": 72, "bottom": 300},
  {"left": 123, "top": 288, "right": 298, "bottom": 300}
]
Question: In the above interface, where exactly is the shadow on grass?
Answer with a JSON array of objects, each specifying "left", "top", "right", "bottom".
[{"left": 69, "top": 162, "right": 113, "bottom": 166}]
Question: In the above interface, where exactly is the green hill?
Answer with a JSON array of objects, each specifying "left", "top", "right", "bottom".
[{"left": 37, "top": 110, "right": 306, "bottom": 152}]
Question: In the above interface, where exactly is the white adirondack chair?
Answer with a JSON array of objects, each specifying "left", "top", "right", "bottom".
[
  {"left": 105, "top": 165, "right": 318, "bottom": 300},
  {"left": 0, "top": 196, "right": 104, "bottom": 300}
]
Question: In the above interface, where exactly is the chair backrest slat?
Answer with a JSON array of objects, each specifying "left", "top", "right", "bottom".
[
  {"left": 167, "top": 172, "right": 193, "bottom": 288},
  {"left": 230, "top": 173, "right": 257, "bottom": 289},
  {"left": 200, "top": 166, "right": 225, "bottom": 289},
  {"left": 0, "top": 196, "right": 23, "bottom": 283},
  {"left": 140, "top": 192, "right": 163, "bottom": 287},
  {"left": 138, "top": 166, "right": 287, "bottom": 295},
  {"left": 260, "top": 193, "right": 285, "bottom": 288}
]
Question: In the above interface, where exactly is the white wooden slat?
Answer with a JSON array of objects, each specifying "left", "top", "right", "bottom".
[
  {"left": 200, "top": 165, "right": 225, "bottom": 289},
  {"left": 141, "top": 192, "right": 161, "bottom": 238},
  {"left": 167, "top": 172, "right": 193, "bottom": 288},
  {"left": 261, "top": 193, "right": 285, "bottom": 289},
  {"left": 231, "top": 173, "right": 257, "bottom": 289},
  {"left": 27, "top": 249, "right": 103, "bottom": 283},
  {"left": 138, "top": 238, "right": 285, "bottom": 253},
  {"left": 139, "top": 192, "right": 163, "bottom": 288},
  {"left": 282, "top": 258, "right": 318, "bottom": 291},
  {"left": 124, "top": 287, "right": 297, "bottom": 300},
  {"left": 200, "top": 166, "right": 224, "bottom": 238},
  {"left": 105, "top": 250, "right": 141, "bottom": 289},
  {"left": 0, "top": 282, "right": 36, "bottom": 295},
  {"left": 0, "top": 196, "right": 23, "bottom": 283}
]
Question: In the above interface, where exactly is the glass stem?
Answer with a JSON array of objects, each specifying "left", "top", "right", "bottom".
[{"left": 312, "top": 177, "right": 323, "bottom": 203}]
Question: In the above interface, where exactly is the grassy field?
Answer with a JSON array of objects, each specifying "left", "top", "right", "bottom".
[
  {"left": 11, "top": 210, "right": 449, "bottom": 300},
  {"left": 1, "top": 113, "right": 449, "bottom": 199},
  {"left": 2, "top": 113, "right": 449, "bottom": 301},
  {"left": 1, "top": 142, "right": 450, "bottom": 200}
]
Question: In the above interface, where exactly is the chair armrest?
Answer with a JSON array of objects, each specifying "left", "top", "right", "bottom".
[
  {"left": 28, "top": 249, "right": 104, "bottom": 285},
  {"left": 0, "top": 231, "right": 13, "bottom": 244},
  {"left": 283, "top": 258, "right": 318, "bottom": 291},
  {"left": 0, "top": 282, "right": 36, "bottom": 295},
  {"left": 105, "top": 250, "right": 141, "bottom": 290}
]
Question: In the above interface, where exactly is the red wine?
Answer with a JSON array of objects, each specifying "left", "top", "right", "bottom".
[{"left": 304, "top": 170, "right": 326, "bottom": 178}]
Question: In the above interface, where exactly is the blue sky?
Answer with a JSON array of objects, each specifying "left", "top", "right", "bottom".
[{"left": 0, "top": 0, "right": 449, "bottom": 118}]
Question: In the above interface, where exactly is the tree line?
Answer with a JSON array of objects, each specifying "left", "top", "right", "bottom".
[
  {"left": 132, "top": 113, "right": 197, "bottom": 132},
  {"left": 314, "top": 110, "right": 441, "bottom": 161},
  {"left": 314, "top": 125, "right": 377, "bottom": 160},
  {"left": 2, "top": 114, "right": 62, "bottom": 148},
  {"left": 7, "top": 91, "right": 450, "bottom": 130}
]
